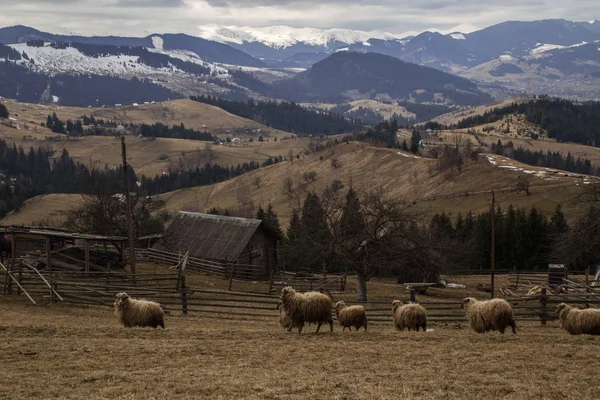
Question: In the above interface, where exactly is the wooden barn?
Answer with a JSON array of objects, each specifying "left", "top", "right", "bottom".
[{"left": 153, "top": 212, "right": 281, "bottom": 276}]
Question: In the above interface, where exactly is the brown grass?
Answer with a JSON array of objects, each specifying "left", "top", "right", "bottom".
[
  {"left": 3, "top": 98, "right": 291, "bottom": 138},
  {"left": 1, "top": 294, "right": 599, "bottom": 400}
]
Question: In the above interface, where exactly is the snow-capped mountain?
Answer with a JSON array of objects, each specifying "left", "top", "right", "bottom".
[{"left": 197, "top": 25, "right": 398, "bottom": 49}]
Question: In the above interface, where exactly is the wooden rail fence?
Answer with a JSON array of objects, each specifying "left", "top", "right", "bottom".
[{"left": 6, "top": 264, "right": 600, "bottom": 325}]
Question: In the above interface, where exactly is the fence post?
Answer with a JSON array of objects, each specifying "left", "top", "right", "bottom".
[
  {"left": 228, "top": 263, "right": 234, "bottom": 291},
  {"left": 515, "top": 271, "right": 520, "bottom": 290},
  {"left": 539, "top": 287, "right": 547, "bottom": 326},
  {"left": 17, "top": 262, "right": 22, "bottom": 296},
  {"left": 267, "top": 271, "right": 275, "bottom": 295},
  {"left": 180, "top": 275, "right": 188, "bottom": 315},
  {"left": 410, "top": 288, "right": 416, "bottom": 303},
  {"left": 50, "top": 272, "right": 55, "bottom": 304}
]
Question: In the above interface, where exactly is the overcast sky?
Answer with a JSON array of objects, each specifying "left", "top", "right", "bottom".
[{"left": 0, "top": 0, "right": 598, "bottom": 37}]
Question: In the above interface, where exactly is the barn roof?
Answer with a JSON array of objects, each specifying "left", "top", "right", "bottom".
[{"left": 154, "top": 212, "right": 270, "bottom": 262}]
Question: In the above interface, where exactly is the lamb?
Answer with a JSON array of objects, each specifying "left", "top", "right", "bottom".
[
  {"left": 114, "top": 292, "right": 165, "bottom": 329},
  {"left": 391, "top": 300, "right": 427, "bottom": 332},
  {"left": 461, "top": 297, "right": 516, "bottom": 334},
  {"left": 556, "top": 303, "right": 600, "bottom": 335},
  {"left": 279, "top": 286, "right": 333, "bottom": 333},
  {"left": 335, "top": 301, "right": 367, "bottom": 331}
]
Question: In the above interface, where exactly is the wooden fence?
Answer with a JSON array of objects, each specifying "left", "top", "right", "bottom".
[
  {"left": 268, "top": 272, "right": 347, "bottom": 295},
  {"left": 137, "top": 248, "right": 268, "bottom": 282},
  {"left": 6, "top": 263, "right": 600, "bottom": 325}
]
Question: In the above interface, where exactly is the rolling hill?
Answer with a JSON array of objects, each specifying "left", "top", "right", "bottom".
[
  {"left": 2, "top": 141, "right": 590, "bottom": 228},
  {"left": 0, "top": 99, "right": 303, "bottom": 177},
  {"left": 275, "top": 52, "right": 492, "bottom": 105}
]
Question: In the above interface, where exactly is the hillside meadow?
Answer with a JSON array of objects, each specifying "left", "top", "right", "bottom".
[{"left": 1, "top": 269, "right": 599, "bottom": 400}]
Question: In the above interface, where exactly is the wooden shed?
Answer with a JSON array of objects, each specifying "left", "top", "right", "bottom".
[{"left": 153, "top": 212, "right": 281, "bottom": 276}]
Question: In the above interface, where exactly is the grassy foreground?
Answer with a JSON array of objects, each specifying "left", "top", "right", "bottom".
[{"left": 1, "top": 295, "right": 599, "bottom": 400}]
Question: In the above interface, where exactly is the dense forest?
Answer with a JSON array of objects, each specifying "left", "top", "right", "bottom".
[
  {"left": 0, "top": 140, "right": 131, "bottom": 218},
  {"left": 429, "top": 205, "right": 568, "bottom": 271},
  {"left": 190, "top": 95, "right": 361, "bottom": 136},
  {"left": 456, "top": 97, "right": 600, "bottom": 147},
  {"left": 0, "top": 136, "right": 282, "bottom": 218},
  {"left": 138, "top": 123, "right": 215, "bottom": 141},
  {"left": 492, "top": 140, "right": 599, "bottom": 176}
]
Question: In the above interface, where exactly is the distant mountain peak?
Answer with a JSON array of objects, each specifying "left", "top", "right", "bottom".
[{"left": 196, "top": 24, "right": 398, "bottom": 49}]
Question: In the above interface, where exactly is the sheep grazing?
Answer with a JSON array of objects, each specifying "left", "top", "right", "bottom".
[
  {"left": 556, "top": 303, "right": 600, "bottom": 335},
  {"left": 335, "top": 301, "right": 368, "bottom": 332},
  {"left": 114, "top": 292, "right": 165, "bottom": 329},
  {"left": 279, "top": 286, "right": 333, "bottom": 334},
  {"left": 391, "top": 300, "right": 427, "bottom": 332},
  {"left": 461, "top": 297, "right": 516, "bottom": 334}
]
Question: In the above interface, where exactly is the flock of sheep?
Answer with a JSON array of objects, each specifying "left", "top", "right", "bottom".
[{"left": 112, "top": 287, "right": 600, "bottom": 336}]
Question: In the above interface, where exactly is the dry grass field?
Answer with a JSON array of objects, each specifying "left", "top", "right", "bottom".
[
  {"left": 2, "top": 291, "right": 599, "bottom": 400},
  {"left": 0, "top": 122, "right": 309, "bottom": 177},
  {"left": 3, "top": 98, "right": 292, "bottom": 138},
  {"left": 1, "top": 140, "right": 589, "bottom": 227}
]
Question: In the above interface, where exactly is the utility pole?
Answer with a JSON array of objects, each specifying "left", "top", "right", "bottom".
[
  {"left": 121, "top": 136, "right": 136, "bottom": 276},
  {"left": 490, "top": 191, "right": 495, "bottom": 299}
]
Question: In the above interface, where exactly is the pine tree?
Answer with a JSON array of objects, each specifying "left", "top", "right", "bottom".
[
  {"left": 264, "top": 203, "right": 283, "bottom": 239},
  {"left": 550, "top": 204, "right": 568, "bottom": 234},
  {"left": 256, "top": 205, "right": 266, "bottom": 221},
  {"left": 46, "top": 115, "right": 53, "bottom": 130}
]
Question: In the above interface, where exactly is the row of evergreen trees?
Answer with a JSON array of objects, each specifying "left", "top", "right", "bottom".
[
  {"left": 0, "top": 137, "right": 282, "bottom": 218},
  {"left": 139, "top": 123, "right": 215, "bottom": 141},
  {"left": 190, "top": 95, "right": 362, "bottom": 136},
  {"left": 492, "top": 140, "right": 599, "bottom": 176},
  {"left": 429, "top": 205, "right": 568, "bottom": 271},
  {"left": 0, "top": 141, "right": 132, "bottom": 218}
]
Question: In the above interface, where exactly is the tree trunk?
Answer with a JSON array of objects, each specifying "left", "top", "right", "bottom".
[{"left": 357, "top": 273, "right": 368, "bottom": 301}]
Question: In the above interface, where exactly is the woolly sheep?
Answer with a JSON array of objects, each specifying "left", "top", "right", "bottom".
[
  {"left": 280, "top": 286, "right": 333, "bottom": 334},
  {"left": 391, "top": 300, "right": 427, "bottom": 332},
  {"left": 461, "top": 297, "right": 516, "bottom": 334},
  {"left": 114, "top": 292, "right": 165, "bottom": 329},
  {"left": 335, "top": 301, "right": 367, "bottom": 332},
  {"left": 556, "top": 303, "right": 600, "bottom": 335}
]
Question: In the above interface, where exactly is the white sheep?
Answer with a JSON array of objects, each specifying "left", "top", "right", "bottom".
[
  {"left": 335, "top": 301, "right": 367, "bottom": 331},
  {"left": 391, "top": 300, "right": 427, "bottom": 332},
  {"left": 279, "top": 286, "right": 333, "bottom": 334},
  {"left": 556, "top": 303, "right": 600, "bottom": 335},
  {"left": 462, "top": 297, "right": 516, "bottom": 334},
  {"left": 114, "top": 292, "right": 165, "bottom": 329}
]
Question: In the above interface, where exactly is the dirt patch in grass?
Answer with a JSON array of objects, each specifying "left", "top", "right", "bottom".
[{"left": 1, "top": 297, "right": 598, "bottom": 400}]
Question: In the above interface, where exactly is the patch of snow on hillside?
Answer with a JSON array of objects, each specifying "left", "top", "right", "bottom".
[
  {"left": 146, "top": 47, "right": 228, "bottom": 76},
  {"left": 151, "top": 36, "right": 164, "bottom": 50},
  {"left": 397, "top": 151, "right": 420, "bottom": 159},
  {"left": 530, "top": 43, "right": 565, "bottom": 56},
  {"left": 449, "top": 33, "right": 466, "bottom": 40},
  {"left": 499, "top": 54, "right": 514, "bottom": 61},
  {"left": 51, "top": 95, "right": 59, "bottom": 103},
  {"left": 197, "top": 24, "right": 397, "bottom": 49},
  {"left": 335, "top": 47, "right": 349, "bottom": 52},
  {"left": 362, "top": 41, "right": 371, "bottom": 47},
  {"left": 6, "top": 43, "right": 226, "bottom": 81}
]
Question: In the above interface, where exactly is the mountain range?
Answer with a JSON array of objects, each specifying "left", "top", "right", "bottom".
[{"left": 1, "top": 19, "right": 600, "bottom": 106}]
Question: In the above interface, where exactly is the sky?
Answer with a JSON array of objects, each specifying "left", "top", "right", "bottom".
[{"left": 0, "top": 0, "right": 598, "bottom": 37}]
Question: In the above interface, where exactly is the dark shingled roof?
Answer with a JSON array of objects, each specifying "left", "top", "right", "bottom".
[{"left": 154, "top": 212, "right": 264, "bottom": 262}]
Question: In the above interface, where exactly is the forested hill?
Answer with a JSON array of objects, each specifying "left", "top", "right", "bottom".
[
  {"left": 456, "top": 97, "right": 600, "bottom": 147},
  {"left": 275, "top": 52, "right": 492, "bottom": 105},
  {"left": 190, "top": 95, "right": 362, "bottom": 136}
]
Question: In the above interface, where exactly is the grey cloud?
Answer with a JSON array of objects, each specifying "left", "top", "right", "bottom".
[{"left": 0, "top": 0, "right": 597, "bottom": 37}]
